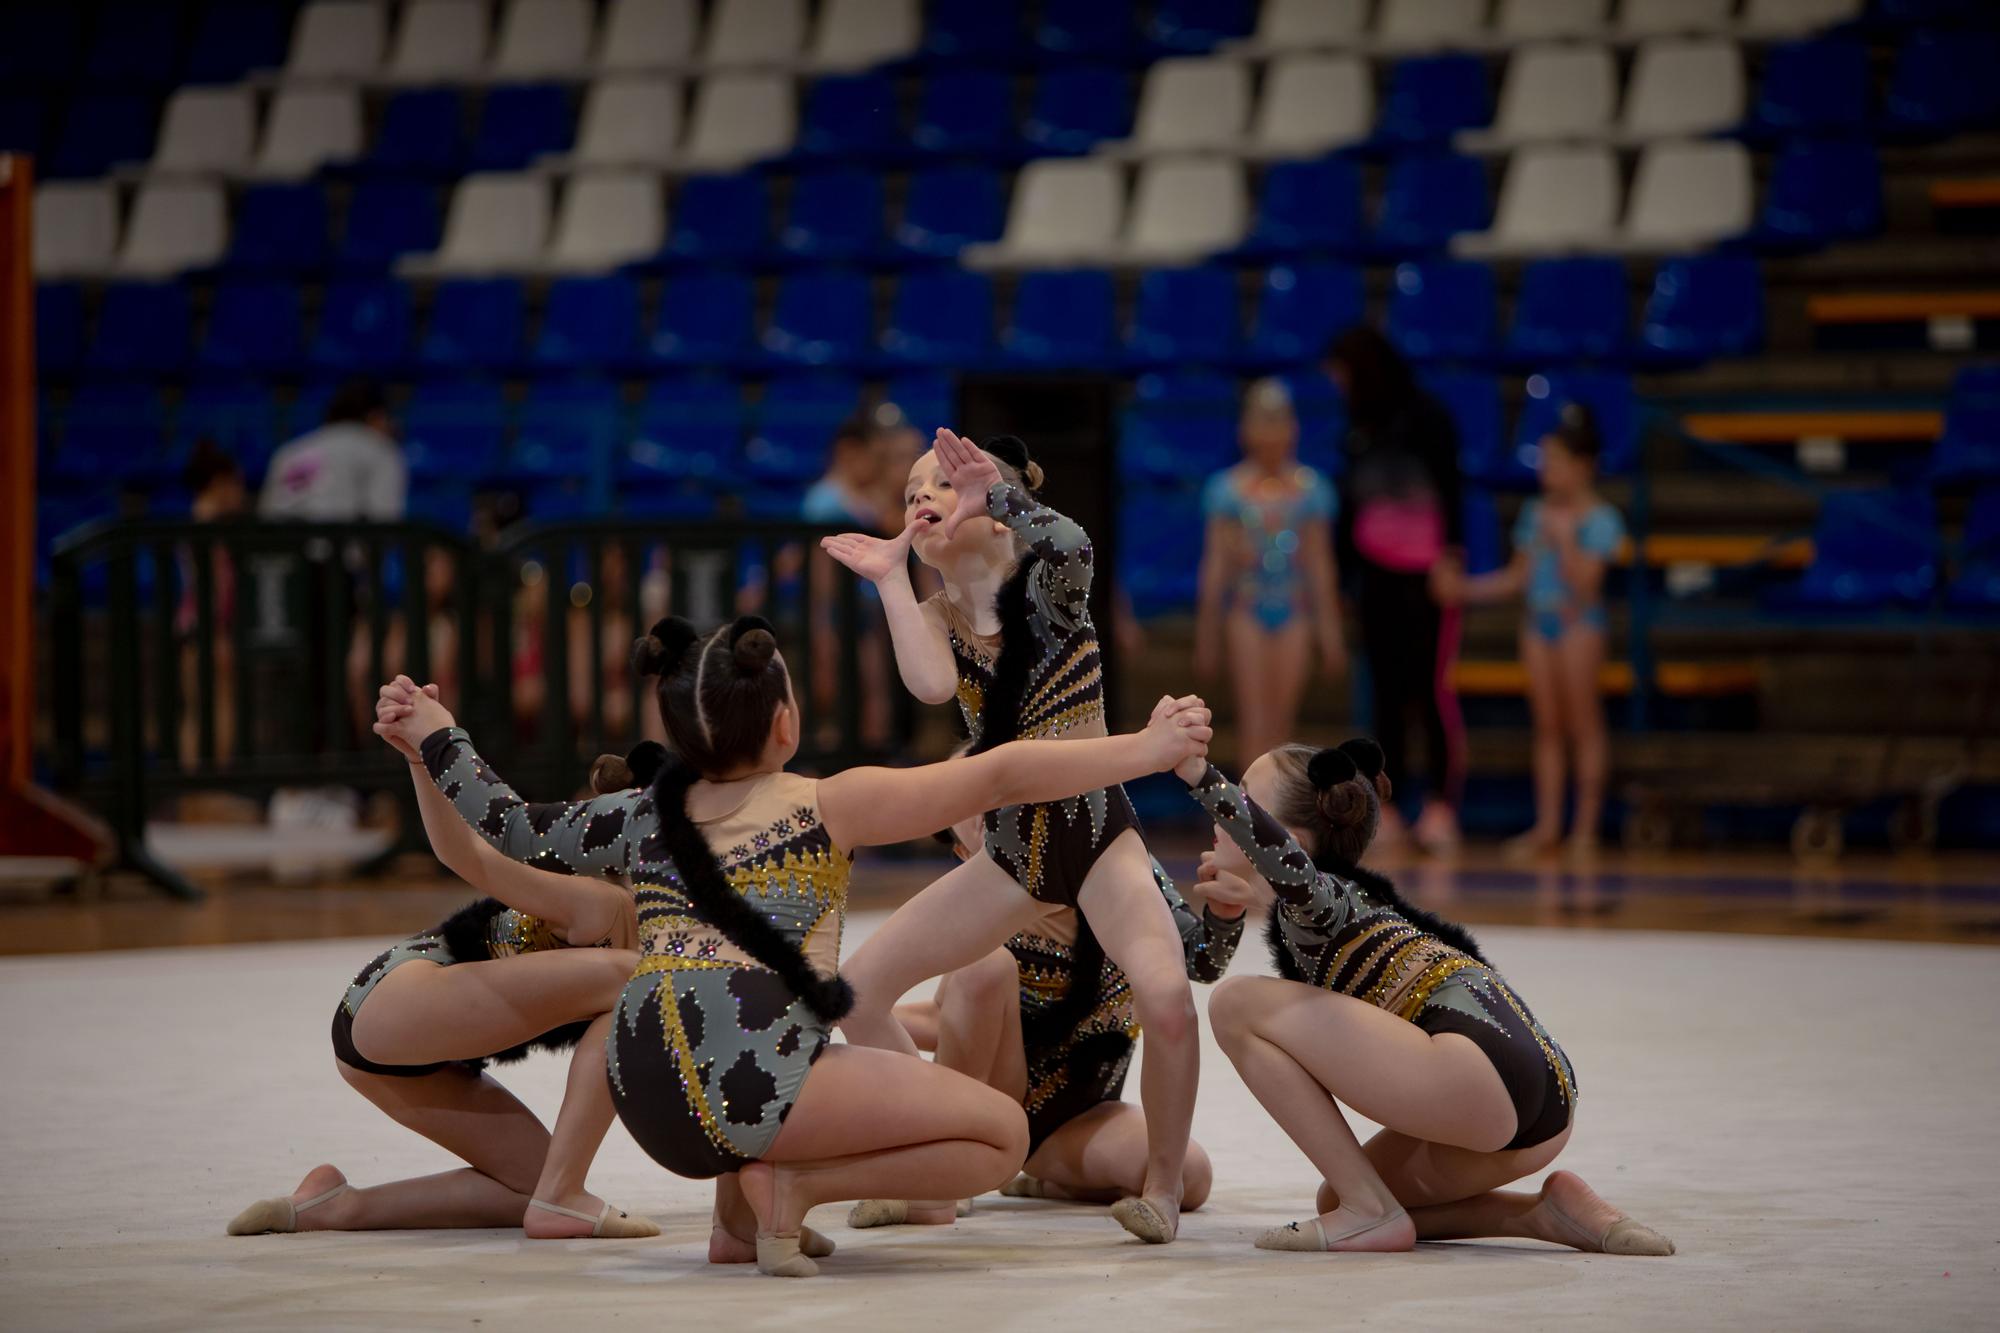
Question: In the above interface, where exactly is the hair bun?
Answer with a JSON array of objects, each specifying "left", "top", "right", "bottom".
[
  {"left": 624, "top": 740, "right": 667, "bottom": 787},
  {"left": 633, "top": 616, "right": 700, "bottom": 678},
  {"left": 1336, "top": 737, "right": 1384, "bottom": 780},
  {"left": 728, "top": 615, "right": 777, "bottom": 674},
  {"left": 1306, "top": 747, "right": 1357, "bottom": 790},
  {"left": 984, "top": 434, "right": 1042, "bottom": 490}
]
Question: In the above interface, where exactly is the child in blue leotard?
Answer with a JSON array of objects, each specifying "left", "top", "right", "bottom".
[
  {"left": 1196, "top": 378, "right": 1346, "bottom": 769},
  {"left": 1434, "top": 406, "right": 1623, "bottom": 859}
]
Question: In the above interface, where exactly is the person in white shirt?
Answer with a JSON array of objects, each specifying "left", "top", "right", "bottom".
[{"left": 260, "top": 381, "right": 406, "bottom": 522}]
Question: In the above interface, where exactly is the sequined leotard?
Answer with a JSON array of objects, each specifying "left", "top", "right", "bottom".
[
  {"left": 1012, "top": 859, "right": 1243, "bottom": 1149},
  {"left": 940, "top": 480, "right": 1139, "bottom": 906},
  {"left": 422, "top": 727, "right": 851, "bottom": 1178},
  {"left": 1186, "top": 763, "right": 1576, "bottom": 1150}
]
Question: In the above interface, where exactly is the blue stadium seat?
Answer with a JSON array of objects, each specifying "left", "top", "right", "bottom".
[
  {"left": 1119, "top": 487, "right": 1203, "bottom": 616},
  {"left": 174, "top": 379, "right": 281, "bottom": 481},
  {"left": 512, "top": 378, "right": 625, "bottom": 479},
  {"left": 1872, "top": 0, "right": 1990, "bottom": 20},
  {"left": 407, "top": 486, "right": 476, "bottom": 533},
  {"left": 471, "top": 84, "right": 573, "bottom": 171},
  {"left": 1004, "top": 269, "right": 1118, "bottom": 367},
  {"left": 1946, "top": 486, "right": 2000, "bottom": 611},
  {"left": 1928, "top": 365, "right": 2000, "bottom": 485},
  {"left": 86, "top": 282, "right": 193, "bottom": 375},
  {"left": 895, "top": 165, "right": 1006, "bottom": 258},
  {"left": 1884, "top": 29, "right": 2000, "bottom": 138},
  {"left": 1505, "top": 258, "right": 1629, "bottom": 365},
  {"left": 1279, "top": 367, "right": 1348, "bottom": 476},
  {"left": 185, "top": 1, "right": 293, "bottom": 84},
  {"left": 47, "top": 92, "right": 157, "bottom": 178},
  {"left": 1460, "top": 487, "right": 1504, "bottom": 576},
  {"left": 58, "top": 382, "right": 169, "bottom": 484},
  {"left": 1036, "top": 0, "right": 1137, "bottom": 59},
  {"left": 913, "top": 72, "right": 1017, "bottom": 158},
  {"left": 1023, "top": 67, "right": 1133, "bottom": 155},
  {"left": 283, "top": 383, "right": 336, "bottom": 441},
  {"left": 200, "top": 281, "right": 304, "bottom": 374},
  {"left": 0, "top": 95, "right": 47, "bottom": 156},
  {"left": 763, "top": 271, "right": 876, "bottom": 367},
  {"left": 401, "top": 379, "right": 509, "bottom": 481},
  {"left": 0, "top": 6, "right": 84, "bottom": 86},
  {"left": 1147, "top": 0, "right": 1254, "bottom": 53},
  {"left": 1247, "top": 263, "right": 1366, "bottom": 366},
  {"left": 1755, "top": 140, "right": 1884, "bottom": 249},
  {"left": 884, "top": 371, "right": 954, "bottom": 436},
  {"left": 1420, "top": 370, "right": 1506, "bottom": 487},
  {"left": 628, "top": 375, "right": 743, "bottom": 485},
  {"left": 37, "top": 492, "right": 111, "bottom": 588},
  {"left": 661, "top": 174, "right": 770, "bottom": 264},
  {"left": 85, "top": 2, "right": 184, "bottom": 84},
  {"left": 1746, "top": 38, "right": 1870, "bottom": 139},
  {"left": 1779, "top": 488, "right": 1938, "bottom": 610},
  {"left": 338, "top": 181, "right": 443, "bottom": 270},
  {"left": 36, "top": 284, "right": 85, "bottom": 376},
  {"left": 225, "top": 183, "right": 331, "bottom": 275},
  {"left": 419, "top": 279, "right": 527, "bottom": 371},
  {"left": 310, "top": 278, "right": 413, "bottom": 374},
  {"left": 1387, "top": 260, "right": 1497, "bottom": 364},
  {"left": 1638, "top": 255, "right": 1764, "bottom": 365},
  {"left": 1514, "top": 371, "right": 1639, "bottom": 479},
  {"left": 1373, "top": 153, "right": 1491, "bottom": 254},
  {"left": 749, "top": 375, "right": 861, "bottom": 485},
  {"left": 367, "top": 89, "right": 464, "bottom": 175},
  {"left": 1128, "top": 266, "right": 1241, "bottom": 366},
  {"left": 532, "top": 275, "right": 642, "bottom": 371},
  {"left": 1375, "top": 56, "right": 1491, "bottom": 148},
  {"left": 1239, "top": 157, "right": 1365, "bottom": 258},
  {"left": 1123, "top": 370, "right": 1239, "bottom": 486},
  {"left": 648, "top": 272, "right": 757, "bottom": 367},
  {"left": 798, "top": 72, "right": 902, "bottom": 159},
  {"left": 923, "top": 0, "right": 1024, "bottom": 62},
  {"left": 778, "top": 168, "right": 886, "bottom": 262},
  {"left": 883, "top": 269, "right": 997, "bottom": 367}
]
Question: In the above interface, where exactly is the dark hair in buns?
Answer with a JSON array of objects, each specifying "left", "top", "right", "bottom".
[
  {"left": 983, "top": 434, "right": 1045, "bottom": 492},
  {"left": 588, "top": 740, "right": 668, "bottom": 795}
]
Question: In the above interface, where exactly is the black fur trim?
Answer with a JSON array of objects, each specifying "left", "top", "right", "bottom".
[
  {"left": 1337, "top": 737, "right": 1385, "bottom": 780},
  {"left": 1263, "top": 911, "right": 1306, "bottom": 982},
  {"left": 1315, "top": 854, "right": 1490, "bottom": 965},
  {"left": 649, "top": 758, "right": 855, "bottom": 1024},
  {"left": 438, "top": 897, "right": 595, "bottom": 1066},
  {"left": 966, "top": 555, "right": 1039, "bottom": 757}
]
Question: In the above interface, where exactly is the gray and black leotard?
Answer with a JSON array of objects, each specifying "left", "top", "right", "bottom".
[
  {"left": 1186, "top": 762, "right": 1576, "bottom": 1150},
  {"left": 941, "top": 480, "right": 1138, "bottom": 906},
  {"left": 1012, "top": 859, "right": 1244, "bottom": 1149}
]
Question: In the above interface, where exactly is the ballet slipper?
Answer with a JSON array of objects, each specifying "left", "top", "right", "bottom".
[
  {"left": 756, "top": 1233, "right": 820, "bottom": 1278},
  {"left": 1254, "top": 1207, "right": 1409, "bottom": 1253},
  {"left": 226, "top": 1178, "right": 350, "bottom": 1235},
  {"left": 847, "top": 1199, "right": 964, "bottom": 1228},
  {"left": 1110, "top": 1195, "right": 1178, "bottom": 1245},
  {"left": 709, "top": 1223, "right": 835, "bottom": 1261},
  {"left": 526, "top": 1198, "right": 661, "bottom": 1239},
  {"left": 1002, "top": 1174, "right": 1052, "bottom": 1199},
  {"left": 1600, "top": 1218, "right": 1676, "bottom": 1256}
]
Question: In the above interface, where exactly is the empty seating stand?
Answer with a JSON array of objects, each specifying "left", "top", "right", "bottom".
[{"left": 1809, "top": 293, "right": 2000, "bottom": 352}]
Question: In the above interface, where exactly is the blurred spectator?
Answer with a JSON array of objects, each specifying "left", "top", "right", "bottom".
[
  {"left": 259, "top": 380, "right": 405, "bottom": 522},
  {"left": 1325, "top": 327, "right": 1465, "bottom": 853},
  {"left": 804, "top": 415, "right": 892, "bottom": 528},
  {"left": 1195, "top": 378, "right": 1345, "bottom": 769},
  {"left": 1433, "top": 406, "right": 1622, "bottom": 861},
  {"left": 175, "top": 439, "right": 246, "bottom": 768}
]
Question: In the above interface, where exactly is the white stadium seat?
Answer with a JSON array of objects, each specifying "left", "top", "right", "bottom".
[
  {"left": 33, "top": 183, "right": 119, "bottom": 277},
  {"left": 1616, "top": 0, "right": 1734, "bottom": 38},
  {"left": 256, "top": 86, "right": 363, "bottom": 178},
  {"left": 570, "top": 77, "right": 683, "bottom": 167},
  {"left": 548, "top": 170, "right": 665, "bottom": 269},
  {"left": 152, "top": 88, "right": 257, "bottom": 175},
  {"left": 1620, "top": 38, "right": 1744, "bottom": 140},
  {"left": 1740, "top": 0, "right": 1862, "bottom": 36},
  {"left": 1125, "top": 57, "right": 1252, "bottom": 153},
  {"left": 967, "top": 158, "right": 1125, "bottom": 267},
  {"left": 1464, "top": 43, "right": 1616, "bottom": 147},
  {"left": 1235, "top": 0, "right": 1369, "bottom": 51},
  {"left": 598, "top": 0, "right": 700, "bottom": 70},
  {"left": 1620, "top": 139, "right": 1752, "bottom": 249},
  {"left": 681, "top": 71, "right": 795, "bottom": 166},
  {"left": 286, "top": 2, "right": 387, "bottom": 80},
  {"left": 1125, "top": 157, "right": 1247, "bottom": 261},
  {"left": 427, "top": 172, "right": 551, "bottom": 272},
  {"left": 118, "top": 180, "right": 228, "bottom": 275},
  {"left": 388, "top": 0, "right": 490, "bottom": 83},
  {"left": 1460, "top": 143, "right": 1620, "bottom": 255},
  {"left": 1375, "top": 0, "right": 1490, "bottom": 51},
  {"left": 702, "top": 0, "right": 806, "bottom": 67},
  {"left": 1495, "top": 0, "right": 1609, "bottom": 39},
  {"left": 810, "top": 0, "right": 919, "bottom": 70},
  {"left": 1252, "top": 54, "right": 1373, "bottom": 156},
  {"left": 492, "top": 0, "right": 595, "bottom": 76}
]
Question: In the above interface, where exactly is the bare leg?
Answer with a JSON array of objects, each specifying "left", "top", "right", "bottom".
[
  {"left": 1225, "top": 611, "right": 1272, "bottom": 768},
  {"left": 1555, "top": 623, "right": 1610, "bottom": 851},
  {"left": 348, "top": 949, "right": 638, "bottom": 1068},
  {"left": 1075, "top": 831, "right": 1201, "bottom": 1241},
  {"left": 893, "top": 998, "right": 940, "bottom": 1053},
  {"left": 1020, "top": 1101, "right": 1213, "bottom": 1210},
  {"left": 1511, "top": 626, "right": 1566, "bottom": 854},
  {"left": 521, "top": 1013, "right": 656, "bottom": 1239}
]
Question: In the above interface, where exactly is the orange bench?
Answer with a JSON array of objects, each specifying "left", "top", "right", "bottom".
[
  {"left": 1617, "top": 534, "right": 1813, "bottom": 570},
  {"left": 1452, "top": 659, "right": 1761, "bottom": 699},
  {"left": 1808, "top": 291, "right": 2000, "bottom": 323},
  {"left": 1682, "top": 410, "right": 1943, "bottom": 444},
  {"left": 1930, "top": 179, "right": 2000, "bottom": 210}
]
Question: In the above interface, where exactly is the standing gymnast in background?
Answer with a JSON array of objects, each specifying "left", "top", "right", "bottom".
[
  {"left": 1177, "top": 736, "right": 1673, "bottom": 1257},
  {"left": 822, "top": 429, "right": 1207, "bottom": 1245},
  {"left": 1196, "top": 377, "right": 1346, "bottom": 770}
]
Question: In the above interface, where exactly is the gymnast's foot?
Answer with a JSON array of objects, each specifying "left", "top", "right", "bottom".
[
  {"left": 1529, "top": 1171, "right": 1675, "bottom": 1256},
  {"left": 227, "top": 1164, "right": 353, "bottom": 1234},
  {"left": 1110, "top": 1192, "right": 1181, "bottom": 1245},
  {"left": 847, "top": 1199, "right": 962, "bottom": 1228},
  {"left": 739, "top": 1163, "right": 821, "bottom": 1277},
  {"left": 1255, "top": 1204, "right": 1414, "bottom": 1253},
  {"left": 524, "top": 1189, "right": 660, "bottom": 1239}
]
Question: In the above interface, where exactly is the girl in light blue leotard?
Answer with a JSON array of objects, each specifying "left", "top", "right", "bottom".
[
  {"left": 1433, "top": 405, "right": 1624, "bottom": 859},
  {"left": 1196, "top": 378, "right": 1347, "bottom": 769}
]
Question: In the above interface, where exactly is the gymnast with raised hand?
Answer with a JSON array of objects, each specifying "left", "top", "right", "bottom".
[{"left": 820, "top": 427, "right": 1211, "bottom": 1245}]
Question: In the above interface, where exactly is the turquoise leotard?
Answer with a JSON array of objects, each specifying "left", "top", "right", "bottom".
[
  {"left": 1516, "top": 498, "right": 1624, "bottom": 641},
  {"left": 1202, "top": 465, "right": 1337, "bottom": 632}
]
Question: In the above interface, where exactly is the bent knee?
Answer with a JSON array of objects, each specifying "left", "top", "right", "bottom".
[
  {"left": 1205, "top": 975, "right": 1257, "bottom": 1044},
  {"left": 952, "top": 948, "right": 1020, "bottom": 1007},
  {"left": 1130, "top": 974, "right": 1197, "bottom": 1044}
]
